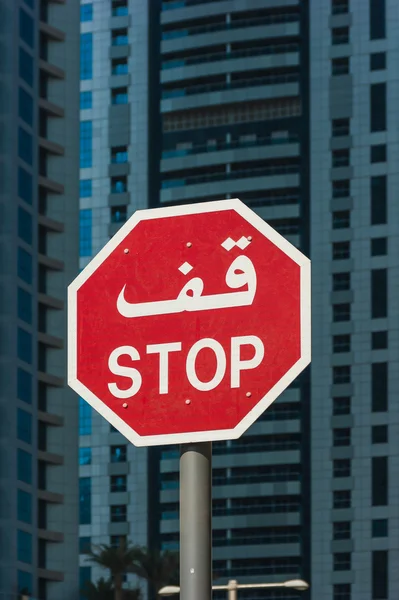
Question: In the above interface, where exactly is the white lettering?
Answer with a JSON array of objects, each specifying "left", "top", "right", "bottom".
[
  {"left": 108, "top": 345, "right": 142, "bottom": 398},
  {"left": 186, "top": 338, "right": 226, "bottom": 391},
  {"left": 231, "top": 336, "right": 264, "bottom": 388},
  {"left": 147, "top": 342, "right": 182, "bottom": 394}
]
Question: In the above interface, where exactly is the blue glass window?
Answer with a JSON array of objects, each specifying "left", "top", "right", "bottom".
[
  {"left": 79, "top": 209, "right": 92, "bottom": 257},
  {"left": 17, "top": 449, "right": 32, "bottom": 484},
  {"left": 80, "top": 121, "right": 92, "bottom": 168},
  {"left": 112, "top": 6, "right": 128, "bottom": 16},
  {"left": 80, "top": 566, "right": 92, "bottom": 598},
  {"left": 18, "top": 288, "right": 32, "bottom": 324},
  {"left": 80, "top": 179, "right": 92, "bottom": 198},
  {"left": 18, "top": 168, "right": 33, "bottom": 205},
  {"left": 18, "top": 369, "right": 32, "bottom": 404},
  {"left": 79, "top": 477, "right": 91, "bottom": 524},
  {"left": 17, "top": 490, "right": 32, "bottom": 524},
  {"left": 18, "top": 571, "right": 32, "bottom": 595},
  {"left": 18, "top": 207, "right": 33, "bottom": 245},
  {"left": 19, "top": 9, "right": 34, "bottom": 48},
  {"left": 79, "top": 398, "right": 92, "bottom": 435},
  {"left": 80, "top": 91, "right": 92, "bottom": 110},
  {"left": 79, "top": 536, "right": 91, "bottom": 554},
  {"left": 80, "top": 33, "right": 93, "bottom": 80},
  {"left": 17, "top": 530, "right": 32, "bottom": 564},
  {"left": 18, "top": 248, "right": 32, "bottom": 284},
  {"left": 111, "top": 90, "right": 128, "bottom": 105},
  {"left": 79, "top": 447, "right": 92, "bottom": 465},
  {"left": 19, "top": 48, "right": 33, "bottom": 87},
  {"left": 17, "top": 409, "right": 32, "bottom": 444},
  {"left": 19, "top": 88, "right": 33, "bottom": 126},
  {"left": 81, "top": 4, "right": 93, "bottom": 21},
  {"left": 18, "top": 328, "right": 32, "bottom": 364},
  {"left": 18, "top": 127, "right": 33, "bottom": 165}
]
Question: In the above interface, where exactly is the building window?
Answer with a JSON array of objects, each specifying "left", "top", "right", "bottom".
[
  {"left": 18, "top": 328, "right": 32, "bottom": 364},
  {"left": 333, "top": 428, "right": 351, "bottom": 447},
  {"left": 332, "top": 180, "right": 350, "bottom": 198},
  {"left": 80, "top": 121, "right": 92, "bottom": 168},
  {"left": 79, "top": 398, "right": 92, "bottom": 435},
  {"left": 333, "top": 522, "right": 351, "bottom": 540},
  {"left": 79, "top": 477, "right": 92, "bottom": 524},
  {"left": 17, "top": 449, "right": 32, "bottom": 484},
  {"left": 333, "top": 397, "right": 351, "bottom": 415},
  {"left": 18, "top": 207, "right": 32, "bottom": 245},
  {"left": 19, "top": 87, "right": 33, "bottom": 126},
  {"left": 80, "top": 91, "right": 93, "bottom": 110},
  {"left": 370, "top": 144, "right": 386, "bottom": 163},
  {"left": 111, "top": 28, "right": 129, "bottom": 46},
  {"left": 370, "top": 83, "right": 386, "bottom": 132},
  {"left": 372, "top": 425, "right": 388, "bottom": 444},
  {"left": 371, "top": 238, "right": 387, "bottom": 256},
  {"left": 111, "top": 177, "right": 127, "bottom": 194},
  {"left": 112, "top": 0, "right": 128, "bottom": 16},
  {"left": 17, "top": 409, "right": 32, "bottom": 444},
  {"left": 372, "top": 331, "right": 388, "bottom": 350},
  {"left": 332, "top": 0, "right": 349, "bottom": 14},
  {"left": 18, "top": 167, "right": 32, "bottom": 205},
  {"left": 17, "top": 490, "right": 32, "bottom": 524},
  {"left": 18, "top": 127, "right": 33, "bottom": 165},
  {"left": 79, "top": 447, "right": 92, "bottom": 465},
  {"left": 19, "top": 8, "right": 34, "bottom": 48},
  {"left": 18, "top": 247, "right": 32, "bottom": 284},
  {"left": 333, "top": 335, "right": 351, "bottom": 353},
  {"left": 333, "top": 552, "right": 351, "bottom": 571},
  {"left": 333, "top": 459, "right": 351, "bottom": 478},
  {"left": 333, "top": 490, "right": 351, "bottom": 509},
  {"left": 332, "top": 242, "right": 350, "bottom": 260},
  {"left": 370, "top": 0, "right": 385, "bottom": 39},
  {"left": 17, "top": 369, "right": 31, "bottom": 404},
  {"left": 110, "top": 445, "right": 127, "bottom": 463},
  {"left": 370, "top": 52, "right": 386, "bottom": 71},
  {"left": 372, "top": 519, "right": 388, "bottom": 538},
  {"left": 372, "top": 550, "right": 388, "bottom": 599},
  {"left": 17, "top": 530, "right": 32, "bottom": 564},
  {"left": 332, "top": 57, "right": 349, "bottom": 75},
  {"left": 332, "top": 273, "right": 350, "bottom": 291},
  {"left": 333, "top": 583, "right": 351, "bottom": 600},
  {"left": 332, "top": 149, "right": 350, "bottom": 167},
  {"left": 18, "top": 288, "right": 32, "bottom": 324},
  {"left": 110, "top": 535, "right": 127, "bottom": 548},
  {"left": 110, "top": 505, "right": 127, "bottom": 522},
  {"left": 372, "top": 362, "right": 387, "bottom": 412},
  {"left": 112, "top": 58, "right": 128, "bottom": 75},
  {"left": 79, "top": 179, "right": 92, "bottom": 198},
  {"left": 371, "top": 175, "right": 387, "bottom": 225},
  {"left": 80, "top": 567, "right": 92, "bottom": 596},
  {"left": 81, "top": 3, "right": 93, "bottom": 21},
  {"left": 79, "top": 536, "right": 92, "bottom": 554},
  {"left": 19, "top": 47, "right": 33, "bottom": 87},
  {"left": 80, "top": 33, "right": 93, "bottom": 80},
  {"left": 332, "top": 27, "right": 349, "bottom": 45},
  {"left": 332, "top": 118, "right": 350, "bottom": 137},
  {"left": 372, "top": 456, "right": 388, "bottom": 506},
  {"left": 111, "top": 87, "right": 128, "bottom": 105},
  {"left": 110, "top": 475, "right": 127, "bottom": 493},
  {"left": 111, "top": 206, "right": 127, "bottom": 223},
  {"left": 111, "top": 146, "right": 128, "bottom": 163},
  {"left": 371, "top": 269, "right": 387, "bottom": 319},
  {"left": 332, "top": 211, "right": 350, "bottom": 229},
  {"left": 333, "top": 303, "right": 351, "bottom": 322},
  {"left": 79, "top": 209, "right": 92, "bottom": 257}
]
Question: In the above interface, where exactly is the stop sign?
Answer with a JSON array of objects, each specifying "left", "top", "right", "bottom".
[{"left": 68, "top": 199, "right": 310, "bottom": 446}]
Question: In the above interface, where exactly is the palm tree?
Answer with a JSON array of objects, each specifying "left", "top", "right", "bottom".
[
  {"left": 81, "top": 577, "right": 114, "bottom": 600},
  {"left": 87, "top": 540, "right": 142, "bottom": 600},
  {"left": 130, "top": 549, "right": 179, "bottom": 597}
]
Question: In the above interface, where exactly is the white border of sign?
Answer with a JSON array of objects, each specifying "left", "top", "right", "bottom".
[{"left": 68, "top": 198, "right": 311, "bottom": 447}]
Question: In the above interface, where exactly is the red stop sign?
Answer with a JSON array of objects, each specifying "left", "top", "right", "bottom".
[{"left": 68, "top": 199, "right": 310, "bottom": 446}]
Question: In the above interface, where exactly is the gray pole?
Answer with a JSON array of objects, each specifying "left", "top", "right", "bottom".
[
  {"left": 227, "top": 580, "right": 238, "bottom": 600},
  {"left": 180, "top": 442, "right": 212, "bottom": 600}
]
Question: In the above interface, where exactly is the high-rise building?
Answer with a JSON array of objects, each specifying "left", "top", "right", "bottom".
[
  {"left": 0, "top": 0, "right": 80, "bottom": 598},
  {"left": 79, "top": 1, "right": 399, "bottom": 600}
]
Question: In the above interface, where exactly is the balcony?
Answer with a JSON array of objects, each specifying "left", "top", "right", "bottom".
[
  {"left": 38, "top": 253, "right": 64, "bottom": 271},
  {"left": 38, "top": 450, "right": 64, "bottom": 465},
  {"left": 39, "top": 21, "right": 65, "bottom": 41},
  {"left": 38, "top": 410, "right": 64, "bottom": 427},
  {"left": 39, "top": 59, "right": 65, "bottom": 79},
  {"left": 39, "top": 137, "right": 65, "bottom": 156},
  {"left": 38, "top": 529, "right": 64, "bottom": 542},
  {"left": 38, "top": 332, "right": 64, "bottom": 349},
  {"left": 39, "top": 97, "right": 64, "bottom": 118},
  {"left": 38, "top": 371, "right": 64, "bottom": 387},
  {"left": 38, "top": 214, "right": 64, "bottom": 232},
  {"left": 38, "top": 293, "right": 64, "bottom": 310},
  {"left": 38, "top": 175, "right": 64, "bottom": 194},
  {"left": 37, "top": 489, "right": 64, "bottom": 503}
]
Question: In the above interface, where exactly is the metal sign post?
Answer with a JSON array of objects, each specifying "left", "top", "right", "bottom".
[{"left": 180, "top": 442, "right": 212, "bottom": 600}]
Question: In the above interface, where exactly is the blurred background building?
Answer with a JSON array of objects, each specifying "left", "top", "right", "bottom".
[
  {"left": 78, "top": 1, "right": 398, "bottom": 600},
  {"left": 0, "top": 0, "right": 80, "bottom": 598}
]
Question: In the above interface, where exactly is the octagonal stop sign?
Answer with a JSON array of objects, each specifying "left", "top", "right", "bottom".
[{"left": 68, "top": 199, "right": 310, "bottom": 446}]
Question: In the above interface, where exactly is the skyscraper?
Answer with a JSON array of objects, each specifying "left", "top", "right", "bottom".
[
  {"left": 79, "top": 1, "right": 399, "bottom": 599},
  {"left": 0, "top": 0, "right": 80, "bottom": 598}
]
